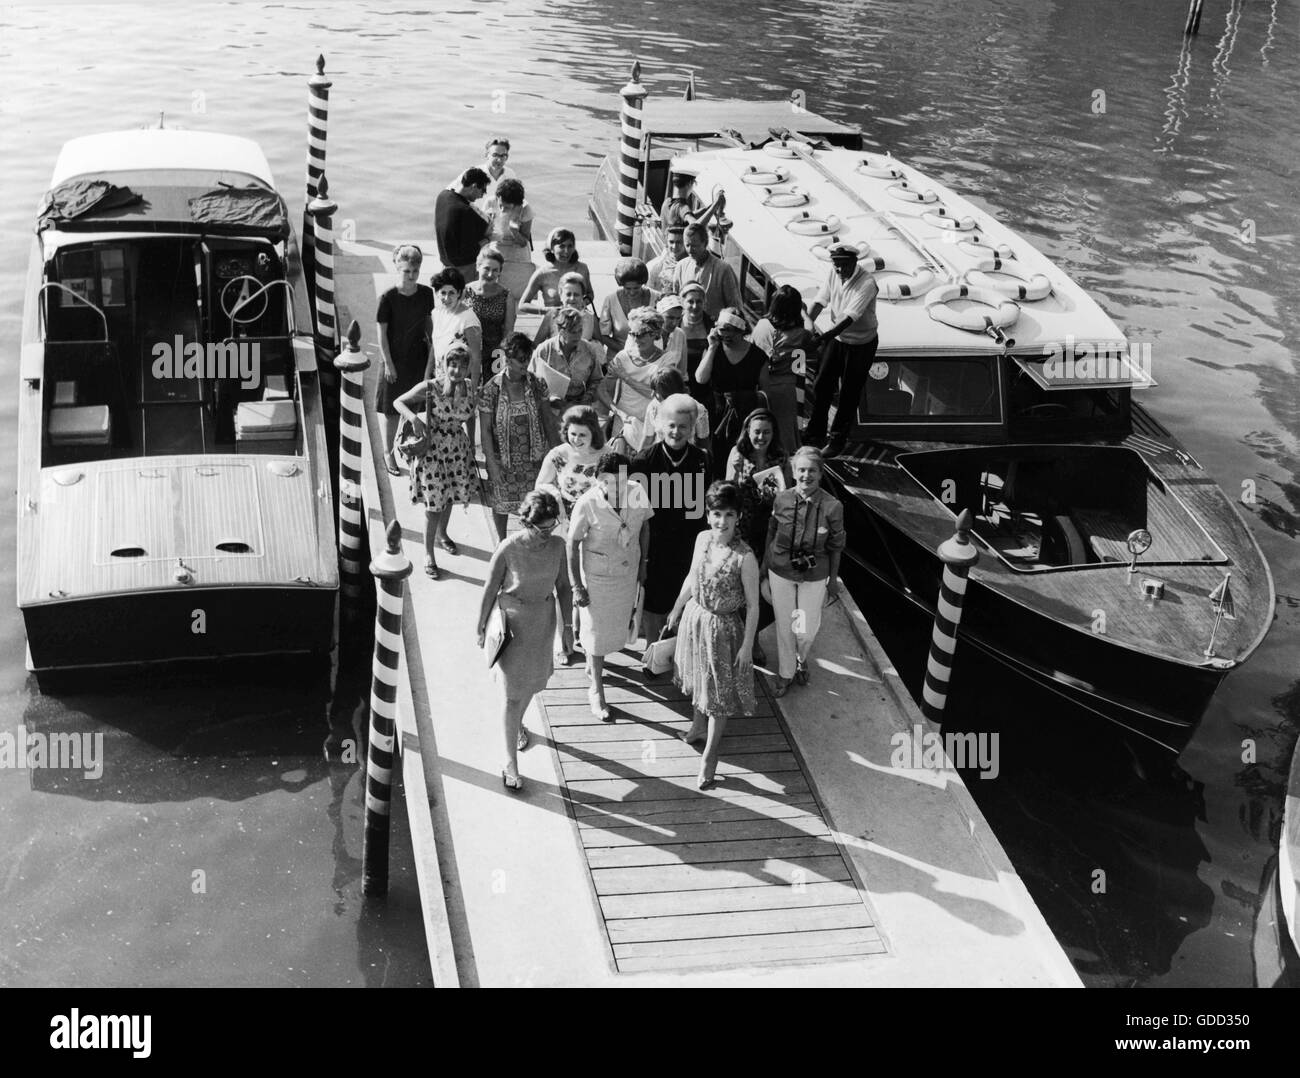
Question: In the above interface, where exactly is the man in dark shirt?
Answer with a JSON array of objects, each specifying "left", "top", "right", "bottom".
[{"left": 435, "top": 167, "right": 490, "bottom": 280}]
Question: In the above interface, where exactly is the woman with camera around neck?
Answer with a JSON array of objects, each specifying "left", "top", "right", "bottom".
[{"left": 763, "top": 446, "right": 846, "bottom": 697}]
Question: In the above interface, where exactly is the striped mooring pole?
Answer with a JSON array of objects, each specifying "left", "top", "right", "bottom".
[
  {"left": 302, "top": 54, "right": 331, "bottom": 301},
  {"left": 362, "top": 520, "right": 412, "bottom": 896},
  {"left": 305, "top": 174, "right": 341, "bottom": 413},
  {"left": 1184, "top": 0, "right": 1205, "bottom": 35},
  {"left": 334, "top": 319, "right": 370, "bottom": 606},
  {"left": 615, "top": 61, "right": 647, "bottom": 257},
  {"left": 921, "top": 508, "right": 980, "bottom": 725}
]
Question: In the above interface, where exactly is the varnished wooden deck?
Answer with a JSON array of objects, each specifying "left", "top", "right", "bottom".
[{"left": 536, "top": 650, "right": 886, "bottom": 974}]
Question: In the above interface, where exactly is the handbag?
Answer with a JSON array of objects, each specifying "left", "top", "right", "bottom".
[
  {"left": 394, "top": 383, "right": 433, "bottom": 460},
  {"left": 484, "top": 604, "right": 512, "bottom": 668},
  {"left": 627, "top": 584, "right": 645, "bottom": 647},
  {"left": 641, "top": 625, "right": 677, "bottom": 675}
]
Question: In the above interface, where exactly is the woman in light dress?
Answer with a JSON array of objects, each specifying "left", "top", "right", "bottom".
[
  {"left": 485, "top": 178, "right": 535, "bottom": 303},
  {"left": 521, "top": 228, "right": 593, "bottom": 312},
  {"left": 567, "top": 451, "right": 653, "bottom": 721},
  {"left": 598, "top": 257, "right": 658, "bottom": 364},
  {"left": 533, "top": 271, "right": 598, "bottom": 345},
  {"left": 667, "top": 481, "right": 759, "bottom": 790},
  {"left": 477, "top": 489, "right": 566, "bottom": 793},
  {"left": 596, "top": 307, "right": 674, "bottom": 453}
]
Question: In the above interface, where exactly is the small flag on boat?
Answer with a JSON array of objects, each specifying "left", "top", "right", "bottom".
[
  {"left": 683, "top": 71, "right": 696, "bottom": 101},
  {"left": 1208, "top": 574, "right": 1235, "bottom": 619}
]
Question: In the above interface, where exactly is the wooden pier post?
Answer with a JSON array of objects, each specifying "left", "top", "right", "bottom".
[
  {"left": 335, "top": 319, "right": 370, "bottom": 606},
  {"left": 615, "top": 61, "right": 647, "bottom": 257},
  {"left": 302, "top": 54, "right": 331, "bottom": 301},
  {"left": 1184, "top": 0, "right": 1205, "bottom": 35},
  {"left": 921, "top": 508, "right": 980, "bottom": 726},
  {"left": 362, "top": 520, "right": 412, "bottom": 896},
  {"left": 305, "top": 174, "right": 341, "bottom": 414}
]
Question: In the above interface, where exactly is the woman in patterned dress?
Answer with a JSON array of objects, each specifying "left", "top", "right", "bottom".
[
  {"left": 534, "top": 405, "right": 604, "bottom": 665},
  {"left": 480, "top": 333, "right": 560, "bottom": 541},
  {"left": 464, "top": 245, "right": 516, "bottom": 370},
  {"left": 749, "top": 284, "right": 818, "bottom": 454},
  {"left": 667, "top": 481, "right": 760, "bottom": 790},
  {"left": 568, "top": 451, "right": 653, "bottom": 720},
  {"left": 477, "top": 489, "right": 567, "bottom": 793},
  {"left": 395, "top": 345, "right": 476, "bottom": 579}
]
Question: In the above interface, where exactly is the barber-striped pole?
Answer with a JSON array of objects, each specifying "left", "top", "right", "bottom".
[
  {"left": 306, "top": 175, "right": 340, "bottom": 412},
  {"left": 362, "top": 520, "right": 413, "bottom": 896},
  {"left": 615, "top": 61, "right": 647, "bottom": 257},
  {"left": 921, "top": 508, "right": 980, "bottom": 725},
  {"left": 335, "top": 319, "right": 370, "bottom": 605},
  {"left": 303, "top": 54, "right": 331, "bottom": 299}
]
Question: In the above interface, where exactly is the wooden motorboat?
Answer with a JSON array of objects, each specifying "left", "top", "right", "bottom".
[{"left": 17, "top": 128, "right": 337, "bottom": 681}]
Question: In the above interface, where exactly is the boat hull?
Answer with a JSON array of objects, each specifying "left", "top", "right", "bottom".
[{"left": 22, "top": 585, "right": 335, "bottom": 674}]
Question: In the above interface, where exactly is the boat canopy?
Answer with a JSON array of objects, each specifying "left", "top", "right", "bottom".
[
  {"left": 681, "top": 145, "right": 1128, "bottom": 360},
  {"left": 51, "top": 130, "right": 276, "bottom": 187},
  {"left": 640, "top": 99, "right": 861, "bottom": 146}
]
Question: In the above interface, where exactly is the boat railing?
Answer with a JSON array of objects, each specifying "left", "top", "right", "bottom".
[{"left": 38, "top": 281, "right": 109, "bottom": 344}]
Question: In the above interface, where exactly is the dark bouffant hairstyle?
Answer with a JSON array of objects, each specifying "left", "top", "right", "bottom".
[
  {"left": 544, "top": 227, "right": 579, "bottom": 264},
  {"left": 595, "top": 449, "right": 631, "bottom": 477},
  {"left": 766, "top": 283, "right": 805, "bottom": 330},
  {"left": 496, "top": 178, "right": 525, "bottom": 206},
  {"left": 430, "top": 267, "right": 466, "bottom": 293},
  {"left": 705, "top": 480, "right": 743, "bottom": 514},
  {"left": 650, "top": 366, "right": 686, "bottom": 401},
  {"left": 504, "top": 332, "right": 534, "bottom": 359},
  {"left": 613, "top": 257, "right": 649, "bottom": 287},
  {"left": 519, "top": 488, "right": 559, "bottom": 526},
  {"left": 561, "top": 405, "right": 604, "bottom": 449}
]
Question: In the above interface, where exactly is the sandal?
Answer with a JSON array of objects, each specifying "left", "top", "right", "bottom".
[
  {"left": 384, "top": 458, "right": 401, "bottom": 477},
  {"left": 517, "top": 727, "right": 530, "bottom": 752},
  {"left": 502, "top": 768, "right": 523, "bottom": 793},
  {"left": 795, "top": 659, "right": 810, "bottom": 685},
  {"left": 697, "top": 771, "right": 718, "bottom": 791},
  {"left": 438, "top": 535, "right": 459, "bottom": 556}
]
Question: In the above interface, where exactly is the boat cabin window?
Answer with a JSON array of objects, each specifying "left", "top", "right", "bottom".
[
  {"left": 858, "top": 356, "right": 1001, "bottom": 423},
  {"left": 1005, "top": 365, "right": 1130, "bottom": 438},
  {"left": 739, "top": 257, "right": 771, "bottom": 322}
]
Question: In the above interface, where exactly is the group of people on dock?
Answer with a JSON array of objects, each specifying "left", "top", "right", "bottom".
[{"left": 376, "top": 136, "right": 861, "bottom": 793}]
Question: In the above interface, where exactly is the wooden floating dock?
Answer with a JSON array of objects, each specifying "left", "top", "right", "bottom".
[{"left": 339, "top": 235, "right": 1080, "bottom": 986}]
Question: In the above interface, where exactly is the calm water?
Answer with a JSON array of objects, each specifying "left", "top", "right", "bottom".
[{"left": 0, "top": 0, "right": 1296, "bottom": 986}]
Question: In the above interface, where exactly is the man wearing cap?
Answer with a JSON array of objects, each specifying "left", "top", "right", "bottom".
[
  {"left": 661, "top": 173, "right": 713, "bottom": 232},
  {"left": 435, "top": 167, "right": 490, "bottom": 280},
  {"left": 673, "top": 222, "right": 741, "bottom": 322},
  {"left": 804, "top": 242, "right": 880, "bottom": 456},
  {"left": 647, "top": 226, "right": 686, "bottom": 294}
]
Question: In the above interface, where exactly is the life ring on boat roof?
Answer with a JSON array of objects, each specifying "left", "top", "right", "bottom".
[
  {"left": 926, "top": 283, "right": 1020, "bottom": 336},
  {"left": 957, "top": 235, "right": 1015, "bottom": 260},
  {"left": 786, "top": 211, "right": 843, "bottom": 236},
  {"left": 876, "top": 267, "right": 938, "bottom": 301},
  {"left": 811, "top": 239, "right": 883, "bottom": 269},
  {"left": 887, "top": 181, "right": 939, "bottom": 204},
  {"left": 764, "top": 140, "right": 801, "bottom": 158},
  {"left": 742, "top": 164, "right": 791, "bottom": 185},
  {"left": 855, "top": 154, "right": 904, "bottom": 180},
  {"left": 762, "top": 185, "right": 809, "bottom": 208},
  {"left": 963, "top": 259, "right": 1052, "bottom": 301},
  {"left": 921, "top": 207, "right": 977, "bottom": 232}
]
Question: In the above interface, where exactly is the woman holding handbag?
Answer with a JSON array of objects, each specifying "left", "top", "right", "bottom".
[
  {"left": 395, "top": 344, "right": 476, "bottom": 580},
  {"left": 477, "top": 489, "right": 567, "bottom": 793},
  {"left": 666, "top": 481, "right": 759, "bottom": 790}
]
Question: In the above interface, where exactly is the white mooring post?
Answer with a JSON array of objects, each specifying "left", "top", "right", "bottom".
[
  {"left": 362, "top": 520, "right": 412, "bottom": 897},
  {"left": 334, "top": 319, "right": 370, "bottom": 606},
  {"left": 615, "top": 61, "right": 647, "bottom": 257},
  {"left": 302, "top": 54, "right": 331, "bottom": 297},
  {"left": 921, "top": 508, "right": 980, "bottom": 726}
]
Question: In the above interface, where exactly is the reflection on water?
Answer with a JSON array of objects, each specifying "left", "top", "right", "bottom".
[{"left": 0, "top": 0, "right": 1296, "bottom": 986}]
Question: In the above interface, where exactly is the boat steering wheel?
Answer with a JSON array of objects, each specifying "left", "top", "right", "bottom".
[{"left": 220, "top": 274, "right": 270, "bottom": 324}]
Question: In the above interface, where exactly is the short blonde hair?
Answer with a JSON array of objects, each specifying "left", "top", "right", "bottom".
[
  {"left": 626, "top": 306, "right": 664, "bottom": 337},
  {"left": 791, "top": 445, "right": 824, "bottom": 470},
  {"left": 392, "top": 243, "right": 423, "bottom": 268},
  {"left": 658, "top": 393, "right": 699, "bottom": 427},
  {"left": 477, "top": 244, "right": 505, "bottom": 268}
]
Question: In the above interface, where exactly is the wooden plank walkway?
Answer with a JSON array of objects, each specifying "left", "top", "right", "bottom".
[{"left": 536, "top": 649, "right": 887, "bottom": 974}]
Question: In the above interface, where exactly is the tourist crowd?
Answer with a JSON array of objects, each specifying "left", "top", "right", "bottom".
[{"left": 381, "top": 136, "right": 866, "bottom": 792}]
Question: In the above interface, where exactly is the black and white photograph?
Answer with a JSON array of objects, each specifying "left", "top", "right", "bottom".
[{"left": 0, "top": 0, "right": 1296, "bottom": 1029}]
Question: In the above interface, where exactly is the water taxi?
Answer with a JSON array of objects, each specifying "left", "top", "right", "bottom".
[
  {"left": 589, "top": 83, "right": 1273, "bottom": 752},
  {"left": 17, "top": 128, "right": 337, "bottom": 683}
]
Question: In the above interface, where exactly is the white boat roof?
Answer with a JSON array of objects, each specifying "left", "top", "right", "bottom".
[
  {"left": 51, "top": 129, "right": 275, "bottom": 187},
  {"left": 681, "top": 145, "right": 1128, "bottom": 359}
]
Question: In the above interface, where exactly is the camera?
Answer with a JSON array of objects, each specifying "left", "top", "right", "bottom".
[{"left": 790, "top": 551, "right": 817, "bottom": 573}]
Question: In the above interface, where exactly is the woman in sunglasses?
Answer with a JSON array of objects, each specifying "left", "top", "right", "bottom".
[{"left": 477, "top": 488, "right": 567, "bottom": 792}]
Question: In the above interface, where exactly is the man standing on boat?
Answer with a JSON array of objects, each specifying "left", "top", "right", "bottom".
[
  {"left": 435, "top": 167, "right": 491, "bottom": 281},
  {"left": 804, "top": 242, "right": 879, "bottom": 457},
  {"left": 672, "top": 221, "right": 740, "bottom": 321}
]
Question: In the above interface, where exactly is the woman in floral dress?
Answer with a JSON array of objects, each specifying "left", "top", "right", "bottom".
[
  {"left": 667, "top": 481, "right": 760, "bottom": 790},
  {"left": 395, "top": 345, "right": 476, "bottom": 579},
  {"left": 480, "top": 333, "right": 560, "bottom": 541},
  {"left": 465, "top": 245, "right": 516, "bottom": 370}
]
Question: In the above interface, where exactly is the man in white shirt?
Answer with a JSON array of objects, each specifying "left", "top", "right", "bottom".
[
  {"left": 647, "top": 226, "right": 685, "bottom": 294},
  {"left": 804, "top": 242, "right": 880, "bottom": 457}
]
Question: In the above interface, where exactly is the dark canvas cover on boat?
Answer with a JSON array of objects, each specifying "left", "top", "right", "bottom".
[
  {"left": 36, "top": 179, "right": 143, "bottom": 233},
  {"left": 188, "top": 185, "right": 290, "bottom": 240}
]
